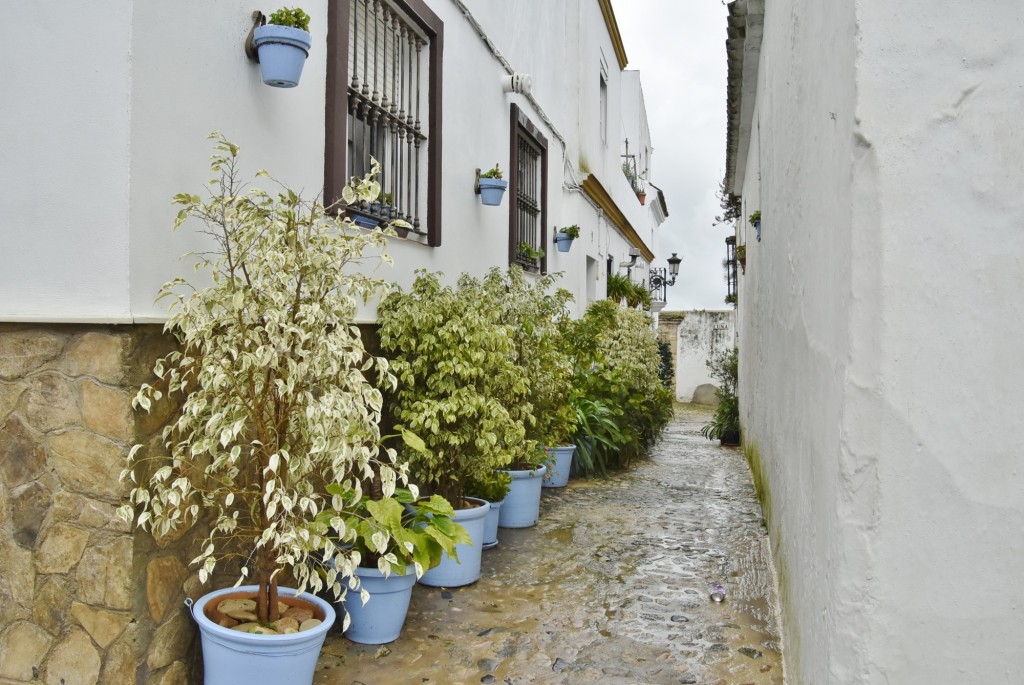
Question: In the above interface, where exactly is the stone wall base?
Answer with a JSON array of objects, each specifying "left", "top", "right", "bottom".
[{"left": 0, "top": 323, "right": 201, "bottom": 685}]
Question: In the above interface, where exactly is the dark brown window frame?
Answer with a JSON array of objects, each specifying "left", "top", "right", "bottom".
[
  {"left": 326, "top": 0, "right": 444, "bottom": 246},
  {"left": 508, "top": 103, "right": 548, "bottom": 274}
]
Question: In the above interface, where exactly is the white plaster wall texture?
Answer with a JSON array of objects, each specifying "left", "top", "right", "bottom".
[
  {"left": 736, "top": 0, "right": 862, "bottom": 682},
  {"left": 1, "top": 0, "right": 657, "bottom": 323},
  {"left": 0, "top": 2, "right": 133, "bottom": 320},
  {"left": 853, "top": 0, "right": 1024, "bottom": 681},
  {"left": 738, "top": 0, "right": 1024, "bottom": 682},
  {"left": 128, "top": 2, "right": 331, "bottom": 321},
  {"left": 675, "top": 310, "right": 735, "bottom": 402}
]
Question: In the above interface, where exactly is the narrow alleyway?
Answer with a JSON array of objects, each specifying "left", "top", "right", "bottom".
[{"left": 315, "top": 405, "right": 783, "bottom": 684}]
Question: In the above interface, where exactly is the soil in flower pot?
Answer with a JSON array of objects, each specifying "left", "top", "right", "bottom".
[{"left": 204, "top": 592, "right": 326, "bottom": 634}]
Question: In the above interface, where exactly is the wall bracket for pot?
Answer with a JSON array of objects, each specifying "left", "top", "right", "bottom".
[
  {"left": 244, "top": 11, "right": 267, "bottom": 62},
  {"left": 474, "top": 168, "right": 481, "bottom": 195}
]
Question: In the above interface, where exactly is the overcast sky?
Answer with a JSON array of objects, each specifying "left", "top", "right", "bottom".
[{"left": 612, "top": 0, "right": 732, "bottom": 311}]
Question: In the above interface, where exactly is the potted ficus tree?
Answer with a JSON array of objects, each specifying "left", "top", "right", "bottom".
[
  {"left": 477, "top": 164, "right": 508, "bottom": 206},
  {"left": 118, "top": 134, "right": 413, "bottom": 685},
  {"left": 482, "top": 267, "right": 576, "bottom": 513},
  {"left": 322, "top": 485, "right": 469, "bottom": 644},
  {"left": 377, "top": 270, "right": 530, "bottom": 585},
  {"left": 553, "top": 224, "right": 581, "bottom": 253},
  {"left": 252, "top": 7, "right": 313, "bottom": 88}
]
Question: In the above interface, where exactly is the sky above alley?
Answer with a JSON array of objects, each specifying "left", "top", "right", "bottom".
[{"left": 611, "top": 0, "right": 732, "bottom": 311}]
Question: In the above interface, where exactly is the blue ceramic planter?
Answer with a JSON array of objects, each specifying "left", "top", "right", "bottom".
[
  {"left": 542, "top": 445, "right": 575, "bottom": 488},
  {"left": 554, "top": 233, "right": 574, "bottom": 253},
  {"left": 482, "top": 499, "right": 503, "bottom": 549},
  {"left": 418, "top": 497, "right": 488, "bottom": 587},
  {"left": 352, "top": 213, "right": 379, "bottom": 229},
  {"left": 341, "top": 566, "right": 417, "bottom": 645},
  {"left": 478, "top": 178, "right": 508, "bottom": 206},
  {"left": 187, "top": 585, "right": 335, "bottom": 685},
  {"left": 252, "top": 24, "right": 312, "bottom": 88},
  {"left": 497, "top": 465, "right": 547, "bottom": 528}
]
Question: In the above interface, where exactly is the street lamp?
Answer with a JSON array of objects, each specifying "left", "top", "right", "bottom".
[{"left": 649, "top": 253, "right": 683, "bottom": 291}]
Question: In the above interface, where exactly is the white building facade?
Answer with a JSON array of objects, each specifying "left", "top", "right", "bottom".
[
  {"left": 0, "top": 2, "right": 669, "bottom": 681},
  {"left": 1, "top": 0, "right": 665, "bottom": 323},
  {"left": 725, "top": 0, "right": 1024, "bottom": 682}
]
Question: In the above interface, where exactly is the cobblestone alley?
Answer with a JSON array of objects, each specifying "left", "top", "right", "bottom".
[{"left": 315, "top": 404, "right": 783, "bottom": 685}]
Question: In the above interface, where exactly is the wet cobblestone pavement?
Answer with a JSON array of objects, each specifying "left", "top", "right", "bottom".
[{"left": 316, "top": 404, "right": 783, "bottom": 684}]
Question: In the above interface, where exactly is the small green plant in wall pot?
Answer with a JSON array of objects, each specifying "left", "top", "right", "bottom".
[
  {"left": 252, "top": 7, "right": 312, "bottom": 88},
  {"left": 749, "top": 210, "right": 762, "bottom": 241},
  {"left": 478, "top": 164, "right": 508, "bottom": 206},
  {"left": 517, "top": 241, "right": 545, "bottom": 268},
  {"left": 735, "top": 244, "right": 747, "bottom": 273},
  {"left": 554, "top": 225, "right": 580, "bottom": 252}
]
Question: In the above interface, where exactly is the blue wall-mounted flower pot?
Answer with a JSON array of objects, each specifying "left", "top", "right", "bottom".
[
  {"left": 554, "top": 233, "right": 574, "bottom": 253},
  {"left": 478, "top": 178, "right": 508, "bottom": 206},
  {"left": 252, "top": 25, "right": 312, "bottom": 88}
]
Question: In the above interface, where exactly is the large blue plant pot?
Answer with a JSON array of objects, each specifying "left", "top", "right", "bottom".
[
  {"left": 341, "top": 566, "right": 417, "bottom": 645},
  {"left": 478, "top": 178, "right": 508, "bottom": 206},
  {"left": 554, "top": 233, "right": 574, "bottom": 253},
  {"left": 253, "top": 25, "right": 312, "bottom": 88},
  {"left": 497, "top": 465, "right": 547, "bottom": 528},
  {"left": 418, "top": 497, "right": 488, "bottom": 587},
  {"left": 482, "top": 499, "right": 503, "bottom": 550},
  {"left": 187, "top": 585, "right": 335, "bottom": 685},
  {"left": 542, "top": 445, "right": 575, "bottom": 488}
]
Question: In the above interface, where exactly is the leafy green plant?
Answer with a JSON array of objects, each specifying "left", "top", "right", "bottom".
[
  {"left": 482, "top": 267, "right": 575, "bottom": 456},
  {"left": 516, "top": 242, "right": 545, "bottom": 263},
  {"left": 566, "top": 300, "right": 673, "bottom": 472},
  {"left": 657, "top": 339, "right": 673, "bottom": 388},
  {"left": 118, "top": 134, "right": 407, "bottom": 626},
  {"left": 268, "top": 7, "right": 310, "bottom": 31},
  {"left": 725, "top": 293, "right": 737, "bottom": 305},
  {"left": 701, "top": 348, "right": 740, "bottom": 442},
  {"left": 464, "top": 472, "right": 512, "bottom": 504},
  {"left": 606, "top": 273, "right": 632, "bottom": 302},
  {"left": 480, "top": 164, "right": 503, "bottom": 179},
  {"left": 621, "top": 161, "right": 645, "bottom": 195},
  {"left": 713, "top": 179, "right": 741, "bottom": 226},
  {"left": 317, "top": 487, "right": 469, "bottom": 582},
  {"left": 606, "top": 273, "right": 651, "bottom": 309},
  {"left": 735, "top": 244, "right": 746, "bottom": 262},
  {"left": 569, "top": 396, "right": 626, "bottom": 477},
  {"left": 748, "top": 210, "right": 761, "bottom": 225},
  {"left": 378, "top": 271, "right": 529, "bottom": 503},
  {"left": 558, "top": 225, "right": 581, "bottom": 240}
]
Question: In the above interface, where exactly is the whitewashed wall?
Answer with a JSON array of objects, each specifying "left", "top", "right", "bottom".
[
  {"left": 1, "top": 0, "right": 657, "bottom": 323},
  {"left": 737, "top": 0, "right": 1024, "bottom": 682},
  {"left": 128, "top": 2, "right": 331, "bottom": 322},
  {"left": 0, "top": 2, "right": 134, "bottom": 321},
  {"left": 675, "top": 310, "right": 734, "bottom": 402}
]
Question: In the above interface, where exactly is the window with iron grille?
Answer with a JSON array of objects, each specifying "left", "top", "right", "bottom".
[
  {"left": 724, "top": 235, "right": 737, "bottom": 304},
  {"left": 326, "top": 0, "right": 443, "bottom": 245},
  {"left": 509, "top": 104, "right": 548, "bottom": 273}
]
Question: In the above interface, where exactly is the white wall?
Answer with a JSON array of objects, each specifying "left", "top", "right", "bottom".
[
  {"left": 128, "top": 1, "right": 331, "bottom": 322},
  {"left": 0, "top": 2, "right": 134, "bottom": 321},
  {"left": 1, "top": 0, "right": 661, "bottom": 324},
  {"left": 675, "top": 310, "right": 734, "bottom": 402},
  {"left": 737, "top": 0, "right": 1024, "bottom": 682}
]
